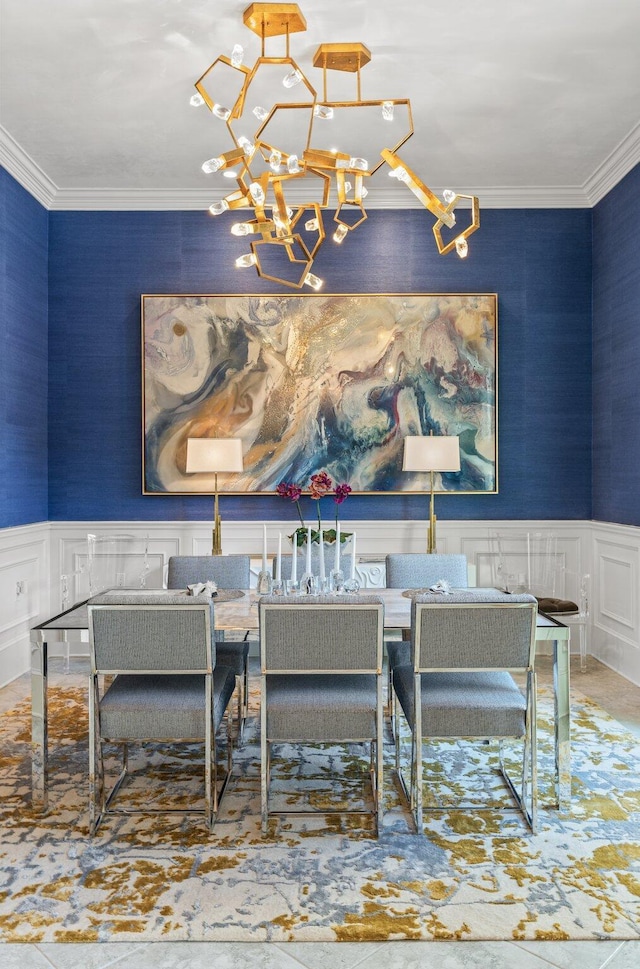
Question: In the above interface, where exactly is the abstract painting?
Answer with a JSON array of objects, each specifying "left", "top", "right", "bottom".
[{"left": 142, "top": 294, "right": 497, "bottom": 494}]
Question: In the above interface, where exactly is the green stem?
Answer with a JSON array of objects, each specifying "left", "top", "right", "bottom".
[{"left": 295, "top": 501, "right": 305, "bottom": 527}]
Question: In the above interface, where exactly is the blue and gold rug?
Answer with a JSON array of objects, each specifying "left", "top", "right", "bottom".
[{"left": 0, "top": 685, "right": 638, "bottom": 942}]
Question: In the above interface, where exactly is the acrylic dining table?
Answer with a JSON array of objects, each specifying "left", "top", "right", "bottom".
[{"left": 30, "top": 587, "right": 571, "bottom": 813}]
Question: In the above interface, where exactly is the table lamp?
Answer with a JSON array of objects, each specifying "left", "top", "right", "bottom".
[
  {"left": 186, "top": 438, "right": 243, "bottom": 555},
  {"left": 402, "top": 433, "right": 461, "bottom": 553}
]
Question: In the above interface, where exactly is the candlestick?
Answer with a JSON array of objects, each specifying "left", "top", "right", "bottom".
[
  {"left": 291, "top": 530, "right": 297, "bottom": 583},
  {"left": 343, "top": 531, "right": 358, "bottom": 593},
  {"left": 319, "top": 528, "right": 325, "bottom": 579},
  {"left": 276, "top": 532, "right": 282, "bottom": 581},
  {"left": 257, "top": 522, "right": 272, "bottom": 594},
  {"left": 335, "top": 522, "right": 340, "bottom": 572}
]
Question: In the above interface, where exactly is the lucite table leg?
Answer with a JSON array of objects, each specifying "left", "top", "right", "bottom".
[
  {"left": 31, "top": 631, "right": 48, "bottom": 813},
  {"left": 553, "top": 636, "right": 571, "bottom": 809}
]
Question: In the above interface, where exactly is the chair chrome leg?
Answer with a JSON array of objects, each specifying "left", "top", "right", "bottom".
[
  {"left": 261, "top": 742, "right": 270, "bottom": 834},
  {"left": 260, "top": 676, "right": 269, "bottom": 834},
  {"left": 205, "top": 740, "right": 213, "bottom": 830},
  {"left": 372, "top": 741, "right": 380, "bottom": 838},
  {"left": 394, "top": 690, "right": 401, "bottom": 772},
  {"left": 88, "top": 673, "right": 99, "bottom": 835},
  {"left": 210, "top": 713, "right": 234, "bottom": 830},
  {"left": 242, "top": 660, "right": 249, "bottom": 730},
  {"left": 413, "top": 730, "right": 422, "bottom": 833},
  {"left": 498, "top": 672, "right": 538, "bottom": 834},
  {"left": 530, "top": 671, "right": 538, "bottom": 833},
  {"left": 579, "top": 624, "right": 587, "bottom": 673},
  {"left": 226, "top": 710, "right": 233, "bottom": 775},
  {"left": 376, "top": 680, "right": 384, "bottom": 836},
  {"left": 235, "top": 673, "right": 244, "bottom": 746},
  {"left": 413, "top": 675, "right": 423, "bottom": 833}
]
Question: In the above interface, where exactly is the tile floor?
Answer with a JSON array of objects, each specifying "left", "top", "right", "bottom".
[{"left": 1, "top": 655, "right": 639, "bottom": 969}]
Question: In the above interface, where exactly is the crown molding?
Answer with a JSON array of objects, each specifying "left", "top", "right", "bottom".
[
  {"left": 1, "top": 123, "right": 638, "bottom": 212},
  {"left": 0, "top": 126, "right": 57, "bottom": 208},
  {"left": 42, "top": 184, "right": 593, "bottom": 211},
  {"left": 47, "top": 188, "right": 218, "bottom": 211},
  {"left": 583, "top": 121, "right": 640, "bottom": 206}
]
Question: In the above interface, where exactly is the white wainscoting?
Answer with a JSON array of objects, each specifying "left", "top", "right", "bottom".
[
  {"left": 2, "top": 518, "right": 639, "bottom": 686},
  {"left": 591, "top": 521, "right": 640, "bottom": 686},
  {"left": 0, "top": 522, "right": 50, "bottom": 688}
]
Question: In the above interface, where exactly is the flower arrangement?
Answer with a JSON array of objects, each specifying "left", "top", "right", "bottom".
[{"left": 276, "top": 471, "right": 352, "bottom": 546}]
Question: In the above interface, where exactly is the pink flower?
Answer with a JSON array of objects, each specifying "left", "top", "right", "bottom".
[
  {"left": 276, "top": 482, "right": 302, "bottom": 502},
  {"left": 333, "top": 483, "right": 352, "bottom": 505},
  {"left": 309, "top": 471, "right": 333, "bottom": 500},
  {"left": 276, "top": 480, "right": 305, "bottom": 526}
]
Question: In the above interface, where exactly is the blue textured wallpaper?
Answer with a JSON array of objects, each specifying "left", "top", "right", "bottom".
[
  {"left": 0, "top": 168, "right": 48, "bottom": 527},
  {"left": 592, "top": 162, "right": 640, "bottom": 525},
  {"left": 47, "top": 205, "right": 593, "bottom": 522}
]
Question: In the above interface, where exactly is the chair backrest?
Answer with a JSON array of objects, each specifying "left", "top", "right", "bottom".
[
  {"left": 259, "top": 595, "right": 383, "bottom": 673},
  {"left": 167, "top": 554, "right": 250, "bottom": 590},
  {"left": 411, "top": 590, "right": 537, "bottom": 672},
  {"left": 88, "top": 593, "right": 214, "bottom": 673},
  {"left": 490, "top": 530, "right": 559, "bottom": 596},
  {"left": 385, "top": 553, "right": 468, "bottom": 589},
  {"left": 275, "top": 550, "right": 355, "bottom": 581},
  {"left": 87, "top": 533, "right": 150, "bottom": 596}
]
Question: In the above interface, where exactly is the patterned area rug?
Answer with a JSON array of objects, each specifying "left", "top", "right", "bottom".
[{"left": 0, "top": 683, "right": 639, "bottom": 943}]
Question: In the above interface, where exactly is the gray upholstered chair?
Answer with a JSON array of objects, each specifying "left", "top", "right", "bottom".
[
  {"left": 167, "top": 554, "right": 249, "bottom": 591},
  {"left": 384, "top": 553, "right": 469, "bottom": 728},
  {"left": 392, "top": 590, "right": 538, "bottom": 833},
  {"left": 385, "top": 552, "right": 468, "bottom": 590},
  {"left": 167, "top": 555, "right": 253, "bottom": 740},
  {"left": 259, "top": 594, "right": 384, "bottom": 835},
  {"left": 87, "top": 593, "right": 236, "bottom": 834}
]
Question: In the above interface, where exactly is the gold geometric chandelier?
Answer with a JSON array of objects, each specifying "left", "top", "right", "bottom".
[{"left": 191, "top": 2, "right": 480, "bottom": 290}]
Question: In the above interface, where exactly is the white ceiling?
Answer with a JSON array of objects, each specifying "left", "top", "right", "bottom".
[{"left": 1, "top": 0, "right": 639, "bottom": 209}]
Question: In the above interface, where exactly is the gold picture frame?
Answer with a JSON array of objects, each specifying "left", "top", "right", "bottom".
[{"left": 142, "top": 293, "right": 497, "bottom": 495}]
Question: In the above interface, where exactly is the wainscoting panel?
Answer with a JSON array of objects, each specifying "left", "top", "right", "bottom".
[
  {"left": 0, "top": 522, "right": 49, "bottom": 687},
  {"left": 592, "top": 522, "right": 640, "bottom": 684}
]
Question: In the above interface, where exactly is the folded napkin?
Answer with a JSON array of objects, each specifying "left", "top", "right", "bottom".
[
  {"left": 429, "top": 579, "right": 452, "bottom": 594},
  {"left": 186, "top": 580, "right": 218, "bottom": 598}
]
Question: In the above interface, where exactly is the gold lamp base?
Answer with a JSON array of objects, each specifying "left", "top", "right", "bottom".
[
  {"left": 212, "top": 475, "right": 222, "bottom": 555},
  {"left": 212, "top": 515, "right": 222, "bottom": 556},
  {"left": 427, "top": 471, "right": 437, "bottom": 554}
]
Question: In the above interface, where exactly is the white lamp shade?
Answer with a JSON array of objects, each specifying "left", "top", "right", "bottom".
[
  {"left": 186, "top": 438, "right": 244, "bottom": 473},
  {"left": 402, "top": 435, "right": 461, "bottom": 473}
]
